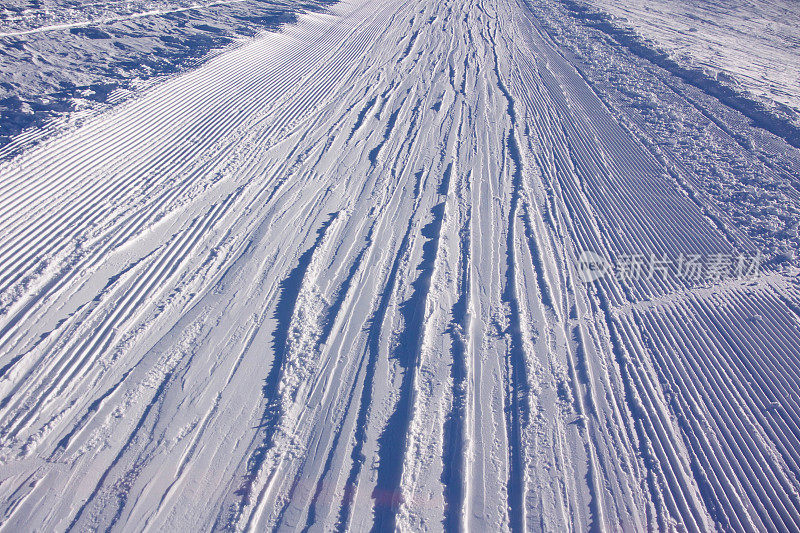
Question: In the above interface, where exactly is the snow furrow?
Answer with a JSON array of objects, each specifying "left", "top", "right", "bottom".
[{"left": 0, "top": 0, "right": 798, "bottom": 529}]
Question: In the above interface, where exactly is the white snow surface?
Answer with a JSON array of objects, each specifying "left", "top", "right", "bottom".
[
  {"left": 0, "top": 0, "right": 799, "bottom": 530},
  {"left": 584, "top": 0, "right": 800, "bottom": 117}
]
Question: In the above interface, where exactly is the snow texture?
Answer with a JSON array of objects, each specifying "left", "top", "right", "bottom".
[
  {"left": 0, "top": 0, "right": 799, "bottom": 530},
  {"left": 0, "top": 0, "right": 335, "bottom": 153}
]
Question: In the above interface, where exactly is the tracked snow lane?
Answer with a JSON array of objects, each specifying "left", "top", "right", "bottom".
[{"left": 1, "top": 0, "right": 800, "bottom": 530}]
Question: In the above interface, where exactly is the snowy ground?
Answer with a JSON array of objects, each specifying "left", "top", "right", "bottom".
[
  {"left": 581, "top": 0, "right": 800, "bottom": 120},
  {"left": 559, "top": 0, "right": 800, "bottom": 150},
  {"left": 0, "top": 0, "right": 334, "bottom": 153},
  {"left": 0, "top": 0, "right": 799, "bottom": 530}
]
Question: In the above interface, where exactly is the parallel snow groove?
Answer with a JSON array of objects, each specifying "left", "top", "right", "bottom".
[
  {"left": 372, "top": 201, "right": 447, "bottom": 530},
  {"left": 0, "top": 0, "right": 798, "bottom": 530},
  {"left": 230, "top": 212, "right": 339, "bottom": 527},
  {"left": 512, "top": 1, "right": 800, "bottom": 530},
  {"left": 628, "top": 287, "right": 800, "bottom": 530},
  {"left": 336, "top": 213, "right": 416, "bottom": 532},
  {"left": 441, "top": 211, "right": 471, "bottom": 532}
]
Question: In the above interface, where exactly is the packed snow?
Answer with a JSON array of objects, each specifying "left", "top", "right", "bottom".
[
  {"left": 0, "top": 0, "right": 799, "bottom": 530},
  {"left": 582, "top": 0, "right": 800, "bottom": 119},
  {"left": 0, "top": 0, "right": 335, "bottom": 153}
]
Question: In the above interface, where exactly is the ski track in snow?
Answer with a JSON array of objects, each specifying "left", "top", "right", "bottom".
[{"left": 0, "top": 0, "right": 799, "bottom": 530}]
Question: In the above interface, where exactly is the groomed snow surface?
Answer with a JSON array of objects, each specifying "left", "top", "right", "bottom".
[
  {"left": 582, "top": 0, "right": 800, "bottom": 121},
  {"left": 0, "top": 0, "right": 335, "bottom": 151},
  {"left": 0, "top": 0, "right": 800, "bottom": 530}
]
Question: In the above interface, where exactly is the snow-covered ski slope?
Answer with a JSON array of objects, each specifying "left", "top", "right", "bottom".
[
  {"left": 582, "top": 0, "right": 800, "bottom": 116},
  {"left": 0, "top": 0, "right": 800, "bottom": 530}
]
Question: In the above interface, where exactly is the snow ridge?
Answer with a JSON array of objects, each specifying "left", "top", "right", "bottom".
[{"left": 0, "top": 0, "right": 798, "bottom": 530}]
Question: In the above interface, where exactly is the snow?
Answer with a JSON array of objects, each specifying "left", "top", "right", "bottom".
[
  {"left": 581, "top": 0, "right": 800, "bottom": 118},
  {"left": 0, "top": 0, "right": 335, "bottom": 153},
  {"left": 0, "top": 0, "right": 799, "bottom": 530}
]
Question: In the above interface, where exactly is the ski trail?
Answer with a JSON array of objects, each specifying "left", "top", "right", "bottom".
[{"left": 0, "top": 0, "right": 798, "bottom": 529}]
